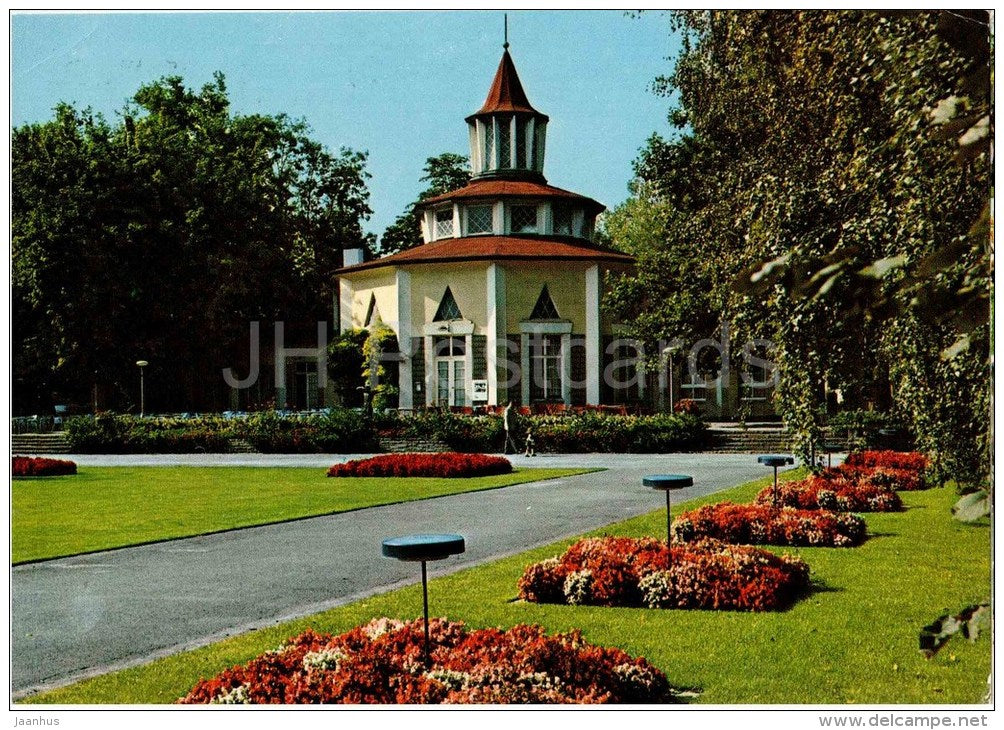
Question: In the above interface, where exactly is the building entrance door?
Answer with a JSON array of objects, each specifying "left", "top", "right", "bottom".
[{"left": 433, "top": 335, "right": 467, "bottom": 407}]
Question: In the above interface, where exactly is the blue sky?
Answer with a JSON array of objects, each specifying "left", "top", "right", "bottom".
[{"left": 11, "top": 10, "right": 683, "bottom": 238}]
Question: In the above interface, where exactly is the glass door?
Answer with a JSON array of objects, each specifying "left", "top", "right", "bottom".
[
  {"left": 434, "top": 336, "right": 467, "bottom": 407},
  {"left": 437, "top": 359, "right": 466, "bottom": 407}
]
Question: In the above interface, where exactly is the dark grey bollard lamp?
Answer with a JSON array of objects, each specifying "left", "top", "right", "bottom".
[
  {"left": 642, "top": 474, "right": 694, "bottom": 545},
  {"left": 381, "top": 533, "right": 465, "bottom": 668},
  {"left": 757, "top": 454, "right": 795, "bottom": 506},
  {"left": 822, "top": 442, "right": 842, "bottom": 469}
]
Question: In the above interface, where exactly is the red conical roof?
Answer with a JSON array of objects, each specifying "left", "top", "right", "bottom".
[{"left": 467, "top": 50, "right": 548, "bottom": 121}]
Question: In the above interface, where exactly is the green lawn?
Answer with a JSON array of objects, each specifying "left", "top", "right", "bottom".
[
  {"left": 23, "top": 472, "right": 990, "bottom": 705},
  {"left": 12, "top": 466, "right": 593, "bottom": 564}
]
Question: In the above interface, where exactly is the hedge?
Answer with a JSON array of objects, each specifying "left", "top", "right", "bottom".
[{"left": 64, "top": 409, "right": 706, "bottom": 454}]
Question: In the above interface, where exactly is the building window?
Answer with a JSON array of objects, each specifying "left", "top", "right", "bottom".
[
  {"left": 288, "top": 360, "right": 319, "bottom": 410},
  {"left": 742, "top": 346, "right": 775, "bottom": 401},
  {"left": 533, "top": 123, "right": 546, "bottom": 171},
  {"left": 510, "top": 205, "right": 537, "bottom": 234},
  {"left": 681, "top": 377, "right": 708, "bottom": 402},
  {"left": 515, "top": 117, "right": 528, "bottom": 169},
  {"left": 530, "top": 335, "right": 562, "bottom": 402},
  {"left": 497, "top": 115, "right": 512, "bottom": 169},
  {"left": 434, "top": 336, "right": 466, "bottom": 407},
  {"left": 364, "top": 293, "right": 379, "bottom": 327},
  {"left": 434, "top": 208, "right": 454, "bottom": 239},
  {"left": 608, "top": 341, "right": 642, "bottom": 405},
  {"left": 552, "top": 205, "right": 573, "bottom": 236},
  {"left": 466, "top": 205, "right": 493, "bottom": 235},
  {"left": 433, "top": 286, "right": 463, "bottom": 321},
  {"left": 483, "top": 121, "right": 496, "bottom": 171},
  {"left": 529, "top": 285, "right": 560, "bottom": 320}
]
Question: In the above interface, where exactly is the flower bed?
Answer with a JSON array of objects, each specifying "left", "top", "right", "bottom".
[
  {"left": 844, "top": 450, "right": 929, "bottom": 473},
  {"left": 672, "top": 503, "right": 866, "bottom": 547},
  {"left": 754, "top": 475, "right": 902, "bottom": 512},
  {"left": 517, "top": 536, "right": 810, "bottom": 611},
  {"left": 12, "top": 456, "right": 77, "bottom": 477},
  {"left": 326, "top": 453, "right": 512, "bottom": 478},
  {"left": 180, "top": 618, "right": 673, "bottom": 704},
  {"left": 828, "top": 464, "right": 926, "bottom": 491}
]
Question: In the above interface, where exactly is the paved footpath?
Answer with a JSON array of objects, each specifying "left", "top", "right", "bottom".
[{"left": 12, "top": 452, "right": 795, "bottom": 698}]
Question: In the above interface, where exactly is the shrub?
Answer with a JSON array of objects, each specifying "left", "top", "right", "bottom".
[
  {"left": 828, "top": 410, "right": 898, "bottom": 431},
  {"left": 529, "top": 411, "right": 706, "bottom": 453},
  {"left": 12, "top": 456, "right": 77, "bottom": 477},
  {"left": 236, "top": 409, "right": 376, "bottom": 453},
  {"left": 64, "top": 410, "right": 377, "bottom": 454},
  {"left": 517, "top": 536, "right": 810, "bottom": 612},
  {"left": 844, "top": 450, "right": 930, "bottom": 473},
  {"left": 399, "top": 410, "right": 503, "bottom": 452},
  {"left": 672, "top": 502, "right": 866, "bottom": 547},
  {"left": 755, "top": 474, "right": 902, "bottom": 512},
  {"left": 64, "top": 409, "right": 708, "bottom": 454},
  {"left": 180, "top": 618, "right": 673, "bottom": 704},
  {"left": 327, "top": 453, "right": 512, "bottom": 478},
  {"left": 65, "top": 414, "right": 234, "bottom": 453}
]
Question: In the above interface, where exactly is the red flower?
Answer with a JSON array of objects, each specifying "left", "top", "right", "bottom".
[
  {"left": 844, "top": 450, "right": 929, "bottom": 473},
  {"left": 326, "top": 453, "right": 512, "bottom": 479},
  {"left": 672, "top": 502, "right": 865, "bottom": 547},
  {"left": 518, "top": 536, "right": 810, "bottom": 612},
  {"left": 12, "top": 456, "right": 77, "bottom": 477},
  {"left": 180, "top": 618, "right": 673, "bottom": 704},
  {"left": 755, "top": 473, "right": 902, "bottom": 511}
]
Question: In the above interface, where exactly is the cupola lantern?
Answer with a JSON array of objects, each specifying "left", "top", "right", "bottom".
[{"left": 465, "top": 49, "right": 548, "bottom": 181}]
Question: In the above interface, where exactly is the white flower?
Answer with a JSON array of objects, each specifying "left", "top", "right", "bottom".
[
  {"left": 362, "top": 617, "right": 405, "bottom": 640},
  {"left": 210, "top": 683, "right": 250, "bottom": 705},
  {"left": 426, "top": 669, "right": 471, "bottom": 691},
  {"left": 615, "top": 662, "right": 659, "bottom": 692},
  {"left": 303, "top": 648, "right": 346, "bottom": 671},
  {"left": 563, "top": 569, "right": 594, "bottom": 605}
]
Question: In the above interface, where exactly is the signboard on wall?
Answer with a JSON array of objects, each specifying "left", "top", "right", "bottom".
[{"left": 472, "top": 379, "right": 488, "bottom": 402}]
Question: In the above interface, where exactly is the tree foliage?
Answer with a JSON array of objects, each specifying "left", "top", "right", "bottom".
[
  {"left": 13, "top": 73, "right": 374, "bottom": 413},
  {"left": 378, "top": 152, "right": 471, "bottom": 255},
  {"left": 609, "top": 10, "right": 991, "bottom": 482}
]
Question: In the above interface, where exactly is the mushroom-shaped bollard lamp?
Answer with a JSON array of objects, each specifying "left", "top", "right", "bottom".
[
  {"left": 642, "top": 474, "right": 694, "bottom": 545},
  {"left": 757, "top": 454, "right": 796, "bottom": 506},
  {"left": 822, "top": 442, "right": 842, "bottom": 469},
  {"left": 381, "top": 533, "right": 465, "bottom": 668}
]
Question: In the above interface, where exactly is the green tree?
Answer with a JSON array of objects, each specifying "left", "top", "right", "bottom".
[
  {"left": 602, "top": 177, "right": 718, "bottom": 351},
  {"left": 378, "top": 152, "right": 470, "bottom": 255},
  {"left": 327, "top": 329, "right": 368, "bottom": 407},
  {"left": 13, "top": 73, "right": 373, "bottom": 413},
  {"left": 618, "top": 10, "right": 990, "bottom": 481}
]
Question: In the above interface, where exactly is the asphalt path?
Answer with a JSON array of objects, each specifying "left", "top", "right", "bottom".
[{"left": 12, "top": 452, "right": 797, "bottom": 698}]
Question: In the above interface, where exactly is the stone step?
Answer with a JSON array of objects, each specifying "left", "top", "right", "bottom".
[
  {"left": 12, "top": 433, "right": 72, "bottom": 454},
  {"left": 705, "top": 429, "right": 857, "bottom": 454}
]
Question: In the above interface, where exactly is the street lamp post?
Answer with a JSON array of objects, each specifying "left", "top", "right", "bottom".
[
  {"left": 663, "top": 344, "right": 681, "bottom": 412},
  {"left": 136, "top": 360, "right": 148, "bottom": 417}
]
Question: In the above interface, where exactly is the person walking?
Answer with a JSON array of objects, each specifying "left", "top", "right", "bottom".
[{"left": 502, "top": 402, "right": 520, "bottom": 455}]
